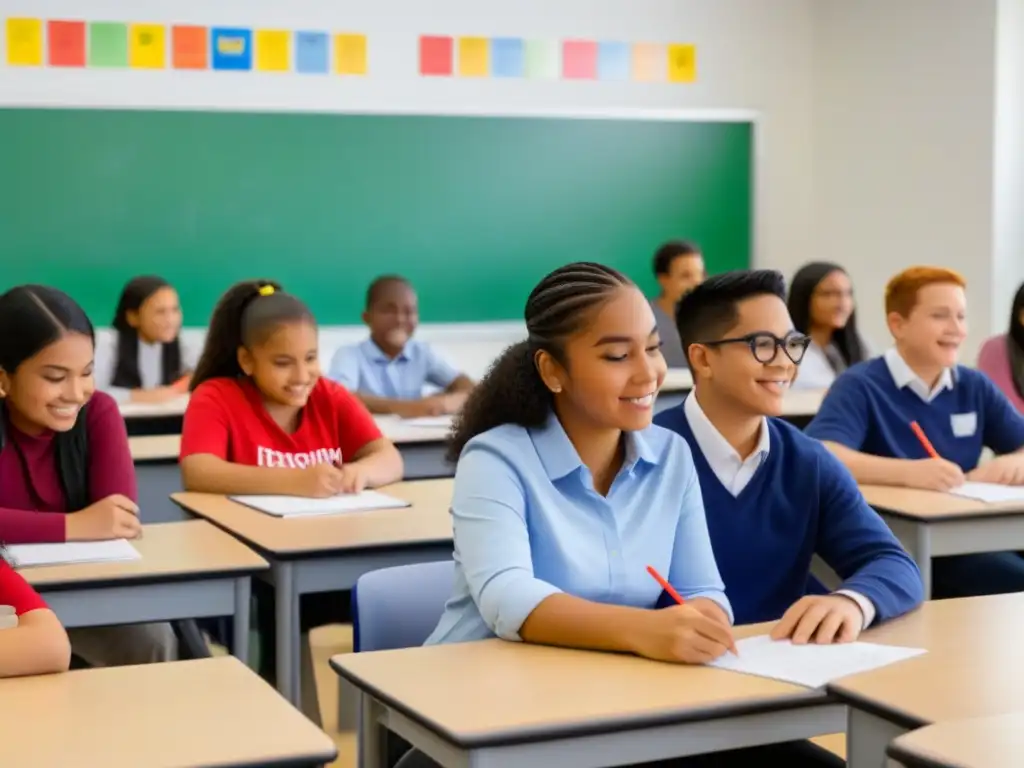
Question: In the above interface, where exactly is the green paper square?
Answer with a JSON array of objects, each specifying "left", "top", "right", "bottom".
[
  {"left": 524, "top": 40, "right": 559, "bottom": 79},
  {"left": 89, "top": 22, "right": 128, "bottom": 67}
]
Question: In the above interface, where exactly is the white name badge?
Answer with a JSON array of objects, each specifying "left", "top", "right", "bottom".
[{"left": 951, "top": 412, "right": 978, "bottom": 437}]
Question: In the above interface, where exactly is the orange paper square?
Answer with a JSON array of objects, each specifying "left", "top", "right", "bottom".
[
  {"left": 172, "top": 25, "right": 208, "bottom": 70},
  {"left": 632, "top": 43, "right": 664, "bottom": 82}
]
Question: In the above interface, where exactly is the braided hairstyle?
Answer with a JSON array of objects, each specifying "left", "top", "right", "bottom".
[{"left": 447, "top": 262, "right": 633, "bottom": 462}]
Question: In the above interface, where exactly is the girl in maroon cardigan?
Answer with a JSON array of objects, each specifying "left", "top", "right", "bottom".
[{"left": 0, "top": 285, "right": 176, "bottom": 666}]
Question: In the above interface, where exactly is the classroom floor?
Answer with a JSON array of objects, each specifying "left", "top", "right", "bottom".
[{"left": 304, "top": 625, "right": 847, "bottom": 768}]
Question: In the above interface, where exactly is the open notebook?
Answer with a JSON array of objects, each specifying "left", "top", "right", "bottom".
[
  {"left": 229, "top": 490, "right": 412, "bottom": 518},
  {"left": 7, "top": 539, "right": 141, "bottom": 568},
  {"left": 709, "top": 635, "right": 926, "bottom": 688},
  {"left": 949, "top": 482, "right": 1024, "bottom": 504}
]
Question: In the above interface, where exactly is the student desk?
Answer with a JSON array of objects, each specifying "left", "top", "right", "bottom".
[
  {"left": 332, "top": 628, "right": 845, "bottom": 768},
  {"left": 859, "top": 485, "right": 1024, "bottom": 597},
  {"left": 22, "top": 520, "right": 267, "bottom": 665},
  {"left": 171, "top": 479, "right": 455, "bottom": 713},
  {"left": 887, "top": 711, "right": 1024, "bottom": 768},
  {"left": 375, "top": 416, "right": 453, "bottom": 479},
  {"left": 119, "top": 396, "right": 188, "bottom": 437},
  {"left": 129, "top": 434, "right": 187, "bottom": 523},
  {"left": 0, "top": 656, "right": 337, "bottom": 768},
  {"left": 827, "top": 593, "right": 1024, "bottom": 768},
  {"left": 654, "top": 367, "right": 694, "bottom": 413}
]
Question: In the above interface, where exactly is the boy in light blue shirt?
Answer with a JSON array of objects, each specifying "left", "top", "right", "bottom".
[{"left": 327, "top": 275, "right": 474, "bottom": 418}]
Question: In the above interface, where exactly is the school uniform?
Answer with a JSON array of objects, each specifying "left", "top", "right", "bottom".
[
  {"left": 806, "top": 349, "right": 1024, "bottom": 598},
  {"left": 92, "top": 334, "right": 199, "bottom": 404},
  {"left": 651, "top": 301, "right": 687, "bottom": 368},
  {"left": 327, "top": 338, "right": 460, "bottom": 399},
  {"left": 180, "top": 376, "right": 384, "bottom": 682},
  {"left": 0, "top": 392, "right": 176, "bottom": 665},
  {"left": 977, "top": 334, "right": 1024, "bottom": 414}
]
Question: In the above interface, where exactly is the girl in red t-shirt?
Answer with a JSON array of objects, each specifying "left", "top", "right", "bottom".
[
  {"left": 180, "top": 280, "right": 403, "bottom": 683},
  {"left": 0, "top": 552, "right": 70, "bottom": 677}
]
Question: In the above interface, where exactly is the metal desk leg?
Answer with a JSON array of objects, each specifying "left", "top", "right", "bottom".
[
  {"left": 233, "top": 576, "right": 251, "bottom": 667},
  {"left": 914, "top": 525, "right": 932, "bottom": 598},
  {"left": 358, "top": 694, "right": 388, "bottom": 768},
  {"left": 847, "top": 707, "right": 908, "bottom": 768},
  {"left": 275, "top": 561, "right": 299, "bottom": 706}
]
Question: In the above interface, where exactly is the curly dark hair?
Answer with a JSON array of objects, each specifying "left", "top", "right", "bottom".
[{"left": 446, "top": 262, "right": 634, "bottom": 462}]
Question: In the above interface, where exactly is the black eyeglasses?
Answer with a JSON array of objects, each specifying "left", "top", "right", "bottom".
[{"left": 695, "top": 332, "right": 812, "bottom": 364}]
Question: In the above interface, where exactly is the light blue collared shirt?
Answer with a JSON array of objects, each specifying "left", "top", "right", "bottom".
[
  {"left": 424, "top": 412, "right": 732, "bottom": 645},
  {"left": 327, "top": 338, "right": 460, "bottom": 399}
]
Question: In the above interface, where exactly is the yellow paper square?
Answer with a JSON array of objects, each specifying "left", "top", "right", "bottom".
[
  {"left": 129, "top": 24, "right": 166, "bottom": 69},
  {"left": 6, "top": 18, "right": 43, "bottom": 66},
  {"left": 334, "top": 33, "right": 367, "bottom": 75},
  {"left": 256, "top": 29, "right": 290, "bottom": 72},
  {"left": 457, "top": 37, "right": 489, "bottom": 77},
  {"left": 667, "top": 43, "right": 697, "bottom": 83}
]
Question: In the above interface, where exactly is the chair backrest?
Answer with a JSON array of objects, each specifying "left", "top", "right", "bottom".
[{"left": 352, "top": 560, "right": 455, "bottom": 652}]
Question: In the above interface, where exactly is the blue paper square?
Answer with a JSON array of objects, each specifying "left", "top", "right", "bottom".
[
  {"left": 597, "top": 41, "right": 629, "bottom": 81},
  {"left": 211, "top": 27, "right": 252, "bottom": 71},
  {"left": 491, "top": 37, "right": 524, "bottom": 78},
  {"left": 295, "top": 31, "right": 329, "bottom": 74}
]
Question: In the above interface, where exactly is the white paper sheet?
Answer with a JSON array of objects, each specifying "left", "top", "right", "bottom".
[
  {"left": 948, "top": 481, "right": 1024, "bottom": 504},
  {"left": 229, "top": 490, "right": 412, "bottom": 517},
  {"left": 7, "top": 539, "right": 141, "bottom": 568},
  {"left": 400, "top": 416, "right": 454, "bottom": 428},
  {"left": 708, "top": 634, "right": 926, "bottom": 688}
]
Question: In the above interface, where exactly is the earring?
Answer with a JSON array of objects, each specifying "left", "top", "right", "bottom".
[{"left": 551, "top": 386, "right": 562, "bottom": 394}]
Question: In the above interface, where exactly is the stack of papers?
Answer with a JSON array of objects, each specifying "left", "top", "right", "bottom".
[
  {"left": 948, "top": 482, "right": 1024, "bottom": 504},
  {"left": 229, "top": 491, "right": 412, "bottom": 518},
  {"left": 709, "top": 635, "right": 926, "bottom": 688},
  {"left": 8, "top": 539, "right": 141, "bottom": 568}
]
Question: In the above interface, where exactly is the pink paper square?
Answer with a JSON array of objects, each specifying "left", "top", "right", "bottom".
[{"left": 562, "top": 40, "right": 597, "bottom": 79}]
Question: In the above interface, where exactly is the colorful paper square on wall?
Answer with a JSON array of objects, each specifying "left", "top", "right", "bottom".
[
  {"left": 524, "top": 39, "right": 559, "bottom": 79},
  {"left": 89, "top": 22, "right": 128, "bottom": 67},
  {"left": 295, "top": 31, "right": 329, "bottom": 74},
  {"left": 256, "top": 29, "right": 290, "bottom": 72},
  {"left": 172, "top": 25, "right": 208, "bottom": 70},
  {"left": 457, "top": 37, "right": 488, "bottom": 77},
  {"left": 47, "top": 20, "right": 86, "bottom": 67},
  {"left": 211, "top": 27, "right": 252, "bottom": 71},
  {"left": 129, "top": 24, "right": 166, "bottom": 69},
  {"left": 6, "top": 18, "right": 43, "bottom": 66},
  {"left": 631, "top": 42, "right": 665, "bottom": 82},
  {"left": 667, "top": 43, "right": 697, "bottom": 83},
  {"left": 562, "top": 40, "right": 597, "bottom": 79},
  {"left": 597, "top": 41, "right": 629, "bottom": 81},
  {"left": 490, "top": 37, "right": 524, "bottom": 78},
  {"left": 419, "top": 35, "right": 452, "bottom": 76},
  {"left": 335, "top": 33, "right": 367, "bottom": 75}
]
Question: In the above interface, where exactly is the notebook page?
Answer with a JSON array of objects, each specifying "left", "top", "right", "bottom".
[
  {"left": 8, "top": 539, "right": 141, "bottom": 568},
  {"left": 229, "top": 490, "right": 412, "bottom": 517},
  {"left": 400, "top": 416, "right": 454, "bottom": 428},
  {"left": 948, "top": 482, "right": 1024, "bottom": 504},
  {"left": 709, "top": 635, "right": 926, "bottom": 688}
]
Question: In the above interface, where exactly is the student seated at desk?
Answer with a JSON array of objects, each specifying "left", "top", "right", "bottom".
[
  {"left": 402, "top": 263, "right": 828, "bottom": 768},
  {"left": 787, "top": 262, "right": 871, "bottom": 389},
  {"left": 327, "top": 275, "right": 474, "bottom": 418},
  {"left": 654, "top": 271, "right": 922, "bottom": 637},
  {"left": 977, "top": 282, "right": 1024, "bottom": 414},
  {"left": 650, "top": 240, "right": 706, "bottom": 368},
  {"left": 93, "top": 276, "right": 196, "bottom": 405},
  {"left": 0, "top": 285, "right": 177, "bottom": 666},
  {"left": 179, "top": 280, "right": 403, "bottom": 682},
  {"left": 0, "top": 553, "right": 70, "bottom": 677},
  {"left": 806, "top": 267, "right": 1024, "bottom": 599}
]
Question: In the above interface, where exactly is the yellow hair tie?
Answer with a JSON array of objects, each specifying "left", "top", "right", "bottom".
[{"left": 258, "top": 285, "right": 275, "bottom": 297}]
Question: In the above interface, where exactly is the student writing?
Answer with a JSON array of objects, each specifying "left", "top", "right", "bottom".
[
  {"left": 0, "top": 285, "right": 176, "bottom": 665},
  {"left": 650, "top": 240, "right": 706, "bottom": 368},
  {"left": 0, "top": 552, "right": 70, "bottom": 677},
  {"left": 327, "top": 275, "right": 474, "bottom": 417},
  {"left": 806, "top": 267, "right": 1024, "bottom": 598},
  {"left": 93, "top": 276, "right": 197, "bottom": 404},
  {"left": 977, "top": 281, "right": 1024, "bottom": 414},
  {"left": 179, "top": 280, "right": 403, "bottom": 681}
]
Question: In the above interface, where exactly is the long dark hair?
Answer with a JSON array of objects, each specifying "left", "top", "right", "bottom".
[
  {"left": 111, "top": 276, "right": 183, "bottom": 389},
  {"left": 1007, "top": 283, "right": 1024, "bottom": 400},
  {"left": 787, "top": 262, "right": 866, "bottom": 371},
  {"left": 447, "top": 262, "right": 633, "bottom": 463},
  {"left": 190, "top": 280, "right": 315, "bottom": 391},
  {"left": 0, "top": 286, "right": 93, "bottom": 512}
]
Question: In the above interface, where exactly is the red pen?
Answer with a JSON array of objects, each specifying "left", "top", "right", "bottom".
[
  {"left": 910, "top": 421, "right": 940, "bottom": 459},
  {"left": 646, "top": 565, "right": 738, "bottom": 655}
]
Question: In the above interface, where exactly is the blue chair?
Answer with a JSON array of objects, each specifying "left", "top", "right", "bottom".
[{"left": 351, "top": 560, "right": 455, "bottom": 652}]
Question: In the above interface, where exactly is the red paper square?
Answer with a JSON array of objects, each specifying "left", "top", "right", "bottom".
[
  {"left": 562, "top": 40, "right": 597, "bottom": 79},
  {"left": 48, "top": 20, "right": 86, "bottom": 67},
  {"left": 419, "top": 35, "right": 453, "bottom": 76}
]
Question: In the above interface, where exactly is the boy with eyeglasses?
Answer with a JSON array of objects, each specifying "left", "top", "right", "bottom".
[{"left": 655, "top": 271, "right": 922, "bottom": 655}]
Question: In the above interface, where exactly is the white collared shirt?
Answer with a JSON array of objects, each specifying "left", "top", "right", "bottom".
[
  {"left": 683, "top": 390, "right": 876, "bottom": 628},
  {"left": 884, "top": 348, "right": 954, "bottom": 403}
]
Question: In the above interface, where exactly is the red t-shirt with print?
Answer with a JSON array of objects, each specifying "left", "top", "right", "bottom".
[
  {"left": 0, "top": 560, "right": 47, "bottom": 615},
  {"left": 180, "top": 377, "right": 382, "bottom": 468}
]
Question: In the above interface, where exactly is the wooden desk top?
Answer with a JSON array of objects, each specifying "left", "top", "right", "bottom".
[
  {"left": 331, "top": 626, "right": 825, "bottom": 748},
  {"left": 860, "top": 485, "right": 1024, "bottom": 521},
  {"left": 888, "top": 711, "right": 1024, "bottom": 768},
  {"left": 661, "top": 368, "right": 694, "bottom": 392},
  {"left": 0, "top": 656, "right": 336, "bottom": 768},
  {"left": 172, "top": 478, "right": 455, "bottom": 557},
  {"left": 376, "top": 415, "right": 451, "bottom": 445},
  {"left": 781, "top": 387, "right": 826, "bottom": 416},
  {"left": 829, "top": 594, "right": 1024, "bottom": 726},
  {"left": 119, "top": 396, "right": 189, "bottom": 419},
  {"left": 21, "top": 520, "right": 268, "bottom": 590},
  {"left": 129, "top": 434, "right": 181, "bottom": 462}
]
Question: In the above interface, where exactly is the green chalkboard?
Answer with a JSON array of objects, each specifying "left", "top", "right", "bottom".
[{"left": 0, "top": 108, "right": 752, "bottom": 325}]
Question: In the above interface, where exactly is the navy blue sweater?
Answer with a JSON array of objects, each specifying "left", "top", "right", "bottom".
[{"left": 654, "top": 407, "right": 923, "bottom": 625}]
